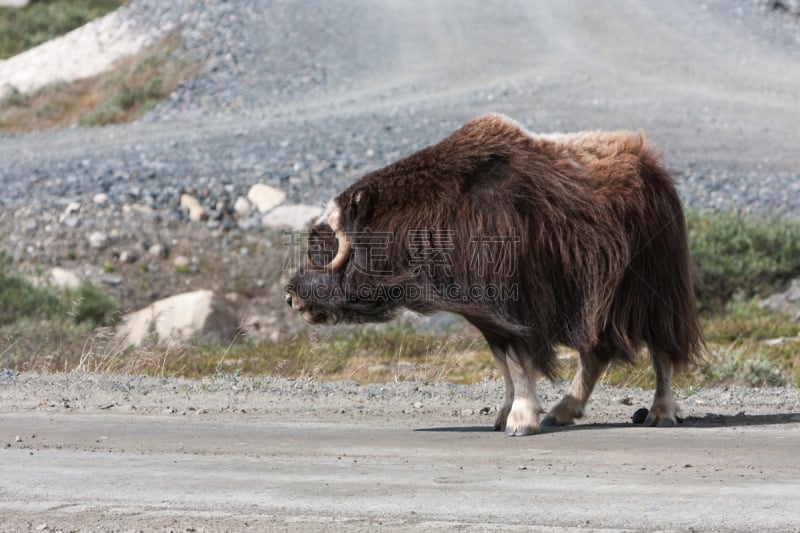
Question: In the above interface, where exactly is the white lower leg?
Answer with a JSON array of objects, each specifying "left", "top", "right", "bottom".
[{"left": 505, "top": 352, "right": 542, "bottom": 436}]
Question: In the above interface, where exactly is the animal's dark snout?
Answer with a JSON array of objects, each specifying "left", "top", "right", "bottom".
[{"left": 284, "top": 293, "right": 293, "bottom": 307}]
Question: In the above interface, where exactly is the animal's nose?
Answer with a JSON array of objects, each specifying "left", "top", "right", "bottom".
[{"left": 284, "top": 293, "right": 293, "bottom": 307}]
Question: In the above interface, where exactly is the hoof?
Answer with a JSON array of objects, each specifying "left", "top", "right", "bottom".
[
  {"left": 504, "top": 398, "right": 542, "bottom": 436},
  {"left": 643, "top": 399, "right": 679, "bottom": 427},
  {"left": 541, "top": 415, "right": 575, "bottom": 427},
  {"left": 505, "top": 423, "right": 541, "bottom": 437},
  {"left": 544, "top": 396, "right": 584, "bottom": 427},
  {"left": 644, "top": 413, "right": 677, "bottom": 427}
]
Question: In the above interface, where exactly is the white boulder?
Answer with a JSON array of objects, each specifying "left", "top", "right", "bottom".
[
  {"left": 116, "top": 290, "right": 238, "bottom": 347},
  {"left": 247, "top": 184, "right": 286, "bottom": 213},
  {"left": 48, "top": 267, "right": 81, "bottom": 290},
  {"left": 233, "top": 196, "right": 253, "bottom": 217},
  {"left": 261, "top": 204, "right": 323, "bottom": 231},
  {"left": 180, "top": 194, "right": 206, "bottom": 222}
]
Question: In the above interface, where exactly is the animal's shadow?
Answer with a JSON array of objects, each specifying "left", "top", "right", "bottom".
[{"left": 415, "top": 412, "right": 800, "bottom": 434}]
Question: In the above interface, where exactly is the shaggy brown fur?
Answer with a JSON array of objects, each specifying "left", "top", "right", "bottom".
[{"left": 286, "top": 114, "right": 703, "bottom": 435}]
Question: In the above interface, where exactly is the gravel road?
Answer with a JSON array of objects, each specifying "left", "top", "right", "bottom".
[
  {"left": 1, "top": 370, "right": 800, "bottom": 531},
  {"left": 1, "top": 1, "right": 800, "bottom": 530}
]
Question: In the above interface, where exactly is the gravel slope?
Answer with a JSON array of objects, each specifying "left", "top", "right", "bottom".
[{"left": 1, "top": 1, "right": 799, "bottom": 217}]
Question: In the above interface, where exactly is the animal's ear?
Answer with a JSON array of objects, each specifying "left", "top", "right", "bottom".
[{"left": 348, "top": 185, "right": 375, "bottom": 221}]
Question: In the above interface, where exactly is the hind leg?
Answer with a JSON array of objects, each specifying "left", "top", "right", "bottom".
[
  {"left": 543, "top": 350, "right": 609, "bottom": 426},
  {"left": 489, "top": 345, "right": 514, "bottom": 431},
  {"left": 645, "top": 350, "right": 679, "bottom": 427}
]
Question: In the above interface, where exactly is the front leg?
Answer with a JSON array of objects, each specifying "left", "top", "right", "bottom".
[
  {"left": 504, "top": 349, "right": 543, "bottom": 436},
  {"left": 490, "top": 346, "right": 513, "bottom": 431}
]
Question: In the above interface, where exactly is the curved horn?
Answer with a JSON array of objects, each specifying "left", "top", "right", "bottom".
[{"left": 310, "top": 203, "right": 351, "bottom": 273}]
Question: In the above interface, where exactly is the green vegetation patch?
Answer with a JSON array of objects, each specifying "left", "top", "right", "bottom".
[
  {"left": 0, "top": 0, "right": 124, "bottom": 60},
  {"left": 687, "top": 210, "right": 800, "bottom": 310},
  {"left": 0, "top": 250, "right": 117, "bottom": 327}
]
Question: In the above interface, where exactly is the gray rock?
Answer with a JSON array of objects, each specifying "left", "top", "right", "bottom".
[{"left": 759, "top": 278, "right": 800, "bottom": 320}]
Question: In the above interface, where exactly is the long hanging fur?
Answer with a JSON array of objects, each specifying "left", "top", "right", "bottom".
[{"left": 320, "top": 114, "right": 703, "bottom": 377}]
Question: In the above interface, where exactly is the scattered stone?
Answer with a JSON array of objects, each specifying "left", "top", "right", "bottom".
[
  {"left": 48, "top": 267, "right": 81, "bottom": 289},
  {"left": 61, "top": 215, "right": 80, "bottom": 229},
  {"left": 63, "top": 202, "right": 81, "bottom": 217},
  {"left": 225, "top": 292, "right": 241, "bottom": 304},
  {"left": 173, "top": 255, "right": 191, "bottom": 270},
  {"left": 180, "top": 194, "right": 207, "bottom": 222},
  {"left": 756, "top": 0, "right": 800, "bottom": 15},
  {"left": 88, "top": 231, "right": 109, "bottom": 250},
  {"left": 147, "top": 243, "right": 168, "bottom": 259},
  {"left": 101, "top": 275, "right": 123, "bottom": 286},
  {"left": 93, "top": 193, "right": 109, "bottom": 207},
  {"left": 115, "top": 290, "right": 239, "bottom": 347},
  {"left": 631, "top": 408, "right": 649, "bottom": 424},
  {"left": 119, "top": 250, "right": 138, "bottom": 264},
  {"left": 261, "top": 204, "right": 323, "bottom": 231},
  {"left": 233, "top": 196, "right": 253, "bottom": 217},
  {"left": 15, "top": 435, "right": 22, "bottom": 442},
  {"left": 247, "top": 184, "right": 286, "bottom": 213},
  {"left": 125, "top": 203, "right": 158, "bottom": 220}
]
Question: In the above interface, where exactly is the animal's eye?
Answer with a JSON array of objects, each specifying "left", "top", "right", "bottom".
[{"left": 307, "top": 224, "right": 339, "bottom": 269}]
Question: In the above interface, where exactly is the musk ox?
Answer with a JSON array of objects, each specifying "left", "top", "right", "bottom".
[{"left": 285, "top": 113, "right": 702, "bottom": 436}]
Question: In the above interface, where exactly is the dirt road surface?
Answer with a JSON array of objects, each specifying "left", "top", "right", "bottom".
[{"left": 2, "top": 373, "right": 800, "bottom": 530}]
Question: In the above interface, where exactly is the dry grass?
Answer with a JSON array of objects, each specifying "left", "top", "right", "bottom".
[
  {"left": 6, "top": 307, "right": 796, "bottom": 389},
  {"left": 0, "top": 32, "right": 197, "bottom": 133}
]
